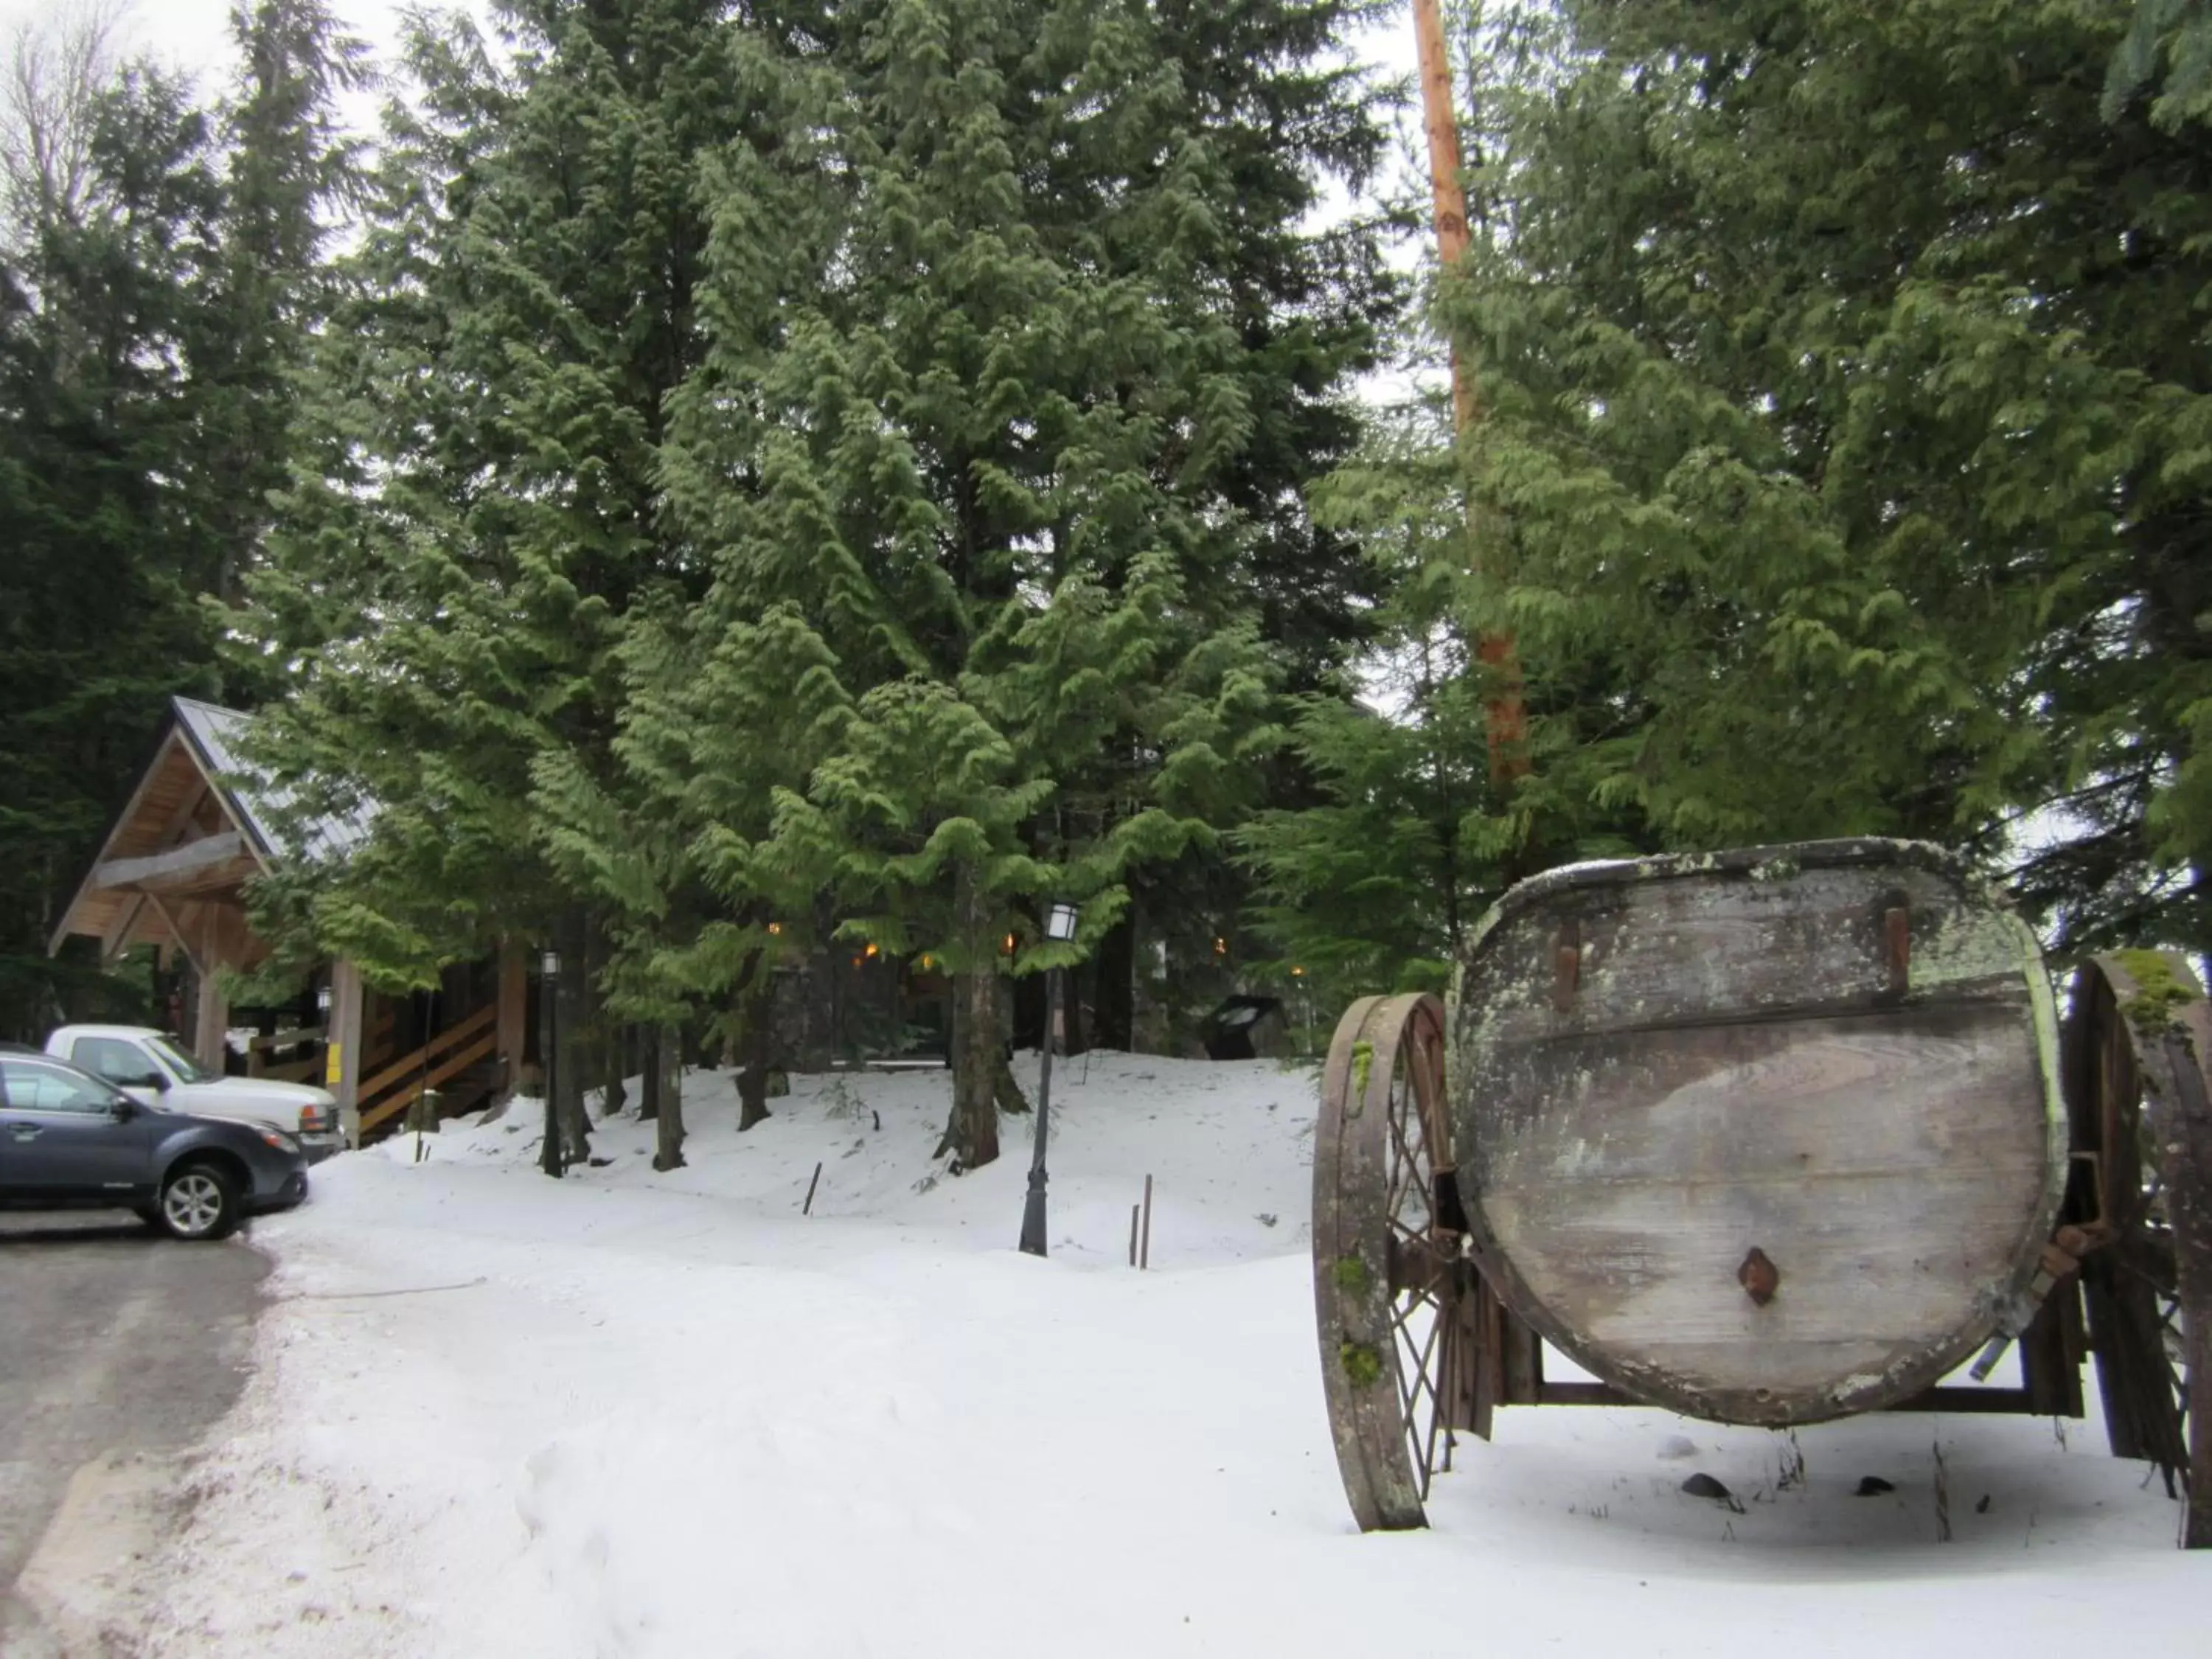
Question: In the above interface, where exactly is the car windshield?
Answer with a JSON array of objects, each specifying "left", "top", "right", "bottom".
[{"left": 145, "top": 1033, "right": 214, "bottom": 1084}]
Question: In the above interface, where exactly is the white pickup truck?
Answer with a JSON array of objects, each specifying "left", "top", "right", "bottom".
[{"left": 44, "top": 1024, "right": 344, "bottom": 1162}]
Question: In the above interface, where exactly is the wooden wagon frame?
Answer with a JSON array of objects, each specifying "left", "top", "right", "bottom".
[{"left": 1311, "top": 841, "right": 2211, "bottom": 1547}]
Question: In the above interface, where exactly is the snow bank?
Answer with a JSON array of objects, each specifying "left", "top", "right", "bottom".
[{"left": 146, "top": 1054, "right": 2200, "bottom": 1659}]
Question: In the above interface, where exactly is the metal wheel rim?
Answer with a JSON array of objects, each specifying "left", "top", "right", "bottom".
[
  {"left": 1313, "top": 992, "right": 1475, "bottom": 1531},
  {"left": 164, "top": 1172, "right": 225, "bottom": 1236}
]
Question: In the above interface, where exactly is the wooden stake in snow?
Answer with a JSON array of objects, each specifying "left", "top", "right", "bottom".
[
  {"left": 802, "top": 1161, "right": 823, "bottom": 1216},
  {"left": 1409, "top": 0, "right": 1526, "bottom": 785},
  {"left": 1139, "top": 1174, "right": 1153, "bottom": 1270},
  {"left": 1129, "top": 1204, "right": 1140, "bottom": 1267}
]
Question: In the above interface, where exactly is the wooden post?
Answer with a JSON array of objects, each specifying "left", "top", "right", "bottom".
[
  {"left": 327, "top": 959, "right": 366, "bottom": 1148},
  {"left": 1409, "top": 0, "right": 1526, "bottom": 784},
  {"left": 1140, "top": 1173, "right": 1153, "bottom": 1270},
  {"left": 495, "top": 938, "right": 528, "bottom": 1102},
  {"left": 192, "top": 905, "right": 229, "bottom": 1072}
]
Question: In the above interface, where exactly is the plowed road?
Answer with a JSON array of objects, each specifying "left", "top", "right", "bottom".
[{"left": 0, "top": 1213, "right": 265, "bottom": 1655}]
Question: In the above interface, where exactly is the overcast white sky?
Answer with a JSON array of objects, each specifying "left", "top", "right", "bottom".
[
  {"left": 0, "top": 0, "right": 1419, "bottom": 122},
  {"left": 0, "top": 0, "right": 1435, "bottom": 402},
  {"left": 0, "top": 0, "right": 414, "bottom": 86}
]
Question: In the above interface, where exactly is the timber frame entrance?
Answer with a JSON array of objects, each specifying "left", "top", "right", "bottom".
[{"left": 46, "top": 697, "right": 525, "bottom": 1143}]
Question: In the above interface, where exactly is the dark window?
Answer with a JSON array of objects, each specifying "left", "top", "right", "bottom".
[{"left": 72, "top": 1036, "right": 155, "bottom": 1085}]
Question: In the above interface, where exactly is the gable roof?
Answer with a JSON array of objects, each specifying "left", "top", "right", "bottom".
[
  {"left": 171, "top": 697, "right": 375, "bottom": 866},
  {"left": 47, "top": 697, "right": 375, "bottom": 959}
]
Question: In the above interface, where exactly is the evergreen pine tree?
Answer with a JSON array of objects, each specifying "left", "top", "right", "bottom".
[
  {"left": 654, "top": 0, "right": 1391, "bottom": 1167},
  {"left": 1403, "top": 0, "right": 2212, "bottom": 952},
  {"left": 0, "top": 47, "right": 226, "bottom": 1037},
  {"left": 235, "top": 0, "right": 752, "bottom": 1043}
]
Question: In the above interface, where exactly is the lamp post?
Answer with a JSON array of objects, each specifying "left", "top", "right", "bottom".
[
  {"left": 1018, "top": 900, "right": 1079, "bottom": 1257},
  {"left": 539, "top": 947, "right": 563, "bottom": 1178}
]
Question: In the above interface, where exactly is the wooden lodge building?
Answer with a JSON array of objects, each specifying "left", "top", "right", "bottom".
[{"left": 47, "top": 697, "right": 524, "bottom": 1143}]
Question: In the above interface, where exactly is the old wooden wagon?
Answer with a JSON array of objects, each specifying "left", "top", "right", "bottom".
[{"left": 1313, "top": 839, "right": 2211, "bottom": 1546}]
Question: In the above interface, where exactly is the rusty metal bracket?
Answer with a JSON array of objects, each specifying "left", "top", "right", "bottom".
[
  {"left": 1551, "top": 919, "right": 1581, "bottom": 1012},
  {"left": 1882, "top": 900, "right": 1911, "bottom": 997},
  {"left": 1969, "top": 1227, "right": 2093, "bottom": 1381}
]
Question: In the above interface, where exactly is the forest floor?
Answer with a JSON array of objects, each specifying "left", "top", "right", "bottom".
[{"left": 133, "top": 1052, "right": 2199, "bottom": 1658}]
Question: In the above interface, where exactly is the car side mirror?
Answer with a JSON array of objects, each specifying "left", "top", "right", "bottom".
[
  {"left": 129, "top": 1071, "right": 169, "bottom": 1092},
  {"left": 112, "top": 1097, "right": 138, "bottom": 1121}
]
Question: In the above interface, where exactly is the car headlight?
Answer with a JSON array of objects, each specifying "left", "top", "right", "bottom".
[{"left": 260, "top": 1128, "right": 301, "bottom": 1155}]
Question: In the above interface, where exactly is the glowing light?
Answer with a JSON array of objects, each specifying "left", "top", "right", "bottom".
[
  {"left": 865, "top": 942, "right": 880, "bottom": 959},
  {"left": 768, "top": 922, "right": 782, "bottom": 936}
]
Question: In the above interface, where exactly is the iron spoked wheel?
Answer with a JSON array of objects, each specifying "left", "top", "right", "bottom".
[
  {"left": 1312, "top": 992, "right": 1485, "bottom": 1531},
  {"left": 2065, "top": 954, "right": 2212, "bottom": 1548}
]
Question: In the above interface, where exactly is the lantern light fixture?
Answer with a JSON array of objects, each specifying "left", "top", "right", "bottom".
[{"left": 1046, "top": 900, "right": 1079, "bottom": 942}]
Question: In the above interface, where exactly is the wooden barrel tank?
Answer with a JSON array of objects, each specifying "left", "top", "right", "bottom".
[{"left": 1451, "top": 840, "right": 2066, "bottom": 1426}]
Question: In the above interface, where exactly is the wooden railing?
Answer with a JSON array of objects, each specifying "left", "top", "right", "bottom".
[
  {"left": 246, "top": 1023, "right": 326, "bottom": 1085},
  {"left": 357, "top": 1003, "right": 499, "bottom": 1136}
]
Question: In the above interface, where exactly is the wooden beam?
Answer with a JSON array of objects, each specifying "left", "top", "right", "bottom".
[
  {"left": 327, "top": 959, "right": 365, "bottom": 1147},
  {"left": 496, "top": 939, "right": 528, "bottom": 1102},
  {"left": 46, "top": 732, "right": 194, "bottom": 954},
  {"left": 192, "top": 902, "right": 229, "bottom": 1072},
  {"left": 142, "top": 891, "right": 201, "bottom": 978},
  {"left": 91, "top": 831, "right": 247, "bottom": 893},
  {"left": 100, "top": 892, "right": 148, "bottom": 961}
]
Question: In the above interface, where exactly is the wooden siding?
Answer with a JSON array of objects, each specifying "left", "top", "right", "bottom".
[{"left": 1452, "top": 841, "right": 2065, "bottom": 1427}]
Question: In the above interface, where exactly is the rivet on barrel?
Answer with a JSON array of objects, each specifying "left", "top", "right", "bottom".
[
  {"left": 1552, "top": 918, "right": 1582, "bottom": 1012},
  {"left": 1882, "top": 899, "right": 1911, "bottom": 997},
  {"left": 1738, "top": 1246, "right": 1780, "bottom": 1307}
]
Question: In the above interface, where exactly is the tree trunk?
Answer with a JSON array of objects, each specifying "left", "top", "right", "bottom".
[
  {"left": 737, "top": 968, "right": 773, "bottom": 1132},
  {"left": 554, "top": 906, "right": 591, "bottom": 1163},
  {"left": 1012, "top": 967, "right": 1045, "bottom": 1052},
  {"left": 994, "top": 1049, "right": 1030, "bottom": 1116},
  {"left": 651, "top": 1025, "right": 685, "bottom": 1171},
  {"left": 939, "top": 863, "right": 1001, "bottom": 1169},
  {"left": 638, "top": 1026, "right": 661, "bottom": 1121},
  {"left": 603, "top": 1022, "right": 630, "bottom": 1118},
  {"left": 1093, "top": 907, "right": 1135, "bottom": 1051}
]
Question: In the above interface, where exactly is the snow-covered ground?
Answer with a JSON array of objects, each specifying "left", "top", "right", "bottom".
[{"left": 143, "top": 1054, "right": 2198, "bottom": 1658}]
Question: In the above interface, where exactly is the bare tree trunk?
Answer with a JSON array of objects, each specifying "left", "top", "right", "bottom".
[
  {"left": 603, "top": 1022, "right": 630, "bottom": 1117},
  {"left": 1, "top": 0, "right": 123, "bottom": 244},
  {"left": 554, "top": 907, "right": 591, "bottom": 1163},
  {"left": 580, "top": 913, "right": 613, "bottom": 1114},
  {"left": 651, "top": 1025, "right": 685, "bottom": 1170},
  {"left": 1093, "top": 907, "right": 1135, "bottom": 1050},
  {"left": 994, "top": 1050, "right": 1029, "bottom": 1116},
  {"left": 737, "top": 970, "right": 773, "bottom": 1132},
  {"left": 939, "top": 863, "right": 1001, "bottom": 1169},
  {"left": 638, "top": 1029, "right": 661, "bottom": 1121}
]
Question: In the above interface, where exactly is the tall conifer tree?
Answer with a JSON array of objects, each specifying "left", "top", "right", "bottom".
[
  {"left": 642, "top": 0, "right": 1394, "bottom": 1166},
  {"left": 237, "top": 0, "right": 748, "bottom": 1040},
  {"left": 1348, "top": 0, "right": 2212, "bottom": 953}
]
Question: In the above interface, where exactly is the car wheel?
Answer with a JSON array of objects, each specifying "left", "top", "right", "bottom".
[{"left": 156, "top": 1161, "right": 240, "bottom": 1241}]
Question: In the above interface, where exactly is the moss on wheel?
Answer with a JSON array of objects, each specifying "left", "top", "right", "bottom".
[
  {"left": 1340, "top": 1340, "right": 1385, "bottom": 1390},
  {"left": 2112, "top": 950, "right": 2198, "bottom": 1034}
]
